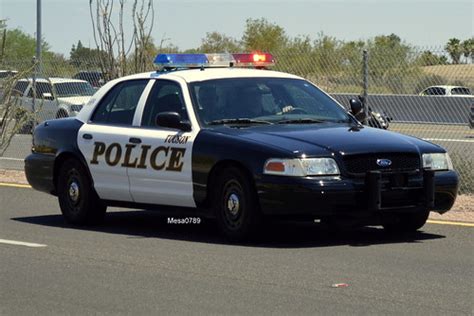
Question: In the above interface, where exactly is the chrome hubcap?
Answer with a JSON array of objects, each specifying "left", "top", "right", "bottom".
[
  {"left": 68, "top": 181, "right": 80, "bottom": 203},
  {"left": 227, "top": 193, "right": 240, "bottom": 216}
]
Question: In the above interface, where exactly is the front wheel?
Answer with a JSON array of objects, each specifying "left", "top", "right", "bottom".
[
  {"left": 214, "top": 167, "right": 261, "bottom": 241},
  {"left": 57, "top": 159, "right": 106, "bottom": 224},
  {"left": 382, "top": 210, "right": 429, "bottom": 232}
]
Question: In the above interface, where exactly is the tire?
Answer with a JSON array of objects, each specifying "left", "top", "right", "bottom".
[
  {"left": 213, "top": 167, "right": 262, "bottom": 241},
  {"left": 57, "top": 159, "right": 106, "bottom": 225},
  {"left": 382, "top": 210, "right": 429, "bottom": 232}
]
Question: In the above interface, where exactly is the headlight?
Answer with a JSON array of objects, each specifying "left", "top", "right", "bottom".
[
  {"left": 264, "top": 158, "right": 340, "bottom": 176},
  {"left": 422, "top": 153, "right": 453, "bottom": 171}
]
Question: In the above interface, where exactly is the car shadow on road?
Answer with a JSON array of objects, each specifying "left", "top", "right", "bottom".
[{"left": 12, "top": 209, "right": 445, "bottom": 248}]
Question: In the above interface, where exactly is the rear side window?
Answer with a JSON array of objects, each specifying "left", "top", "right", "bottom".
[
  {"left": 451, "top": 87, "right": 471, "bottom": 95},
  {"left": 27, "top": 82, "right": 53, "bottom": 98},
  {"left": 91, "top": 79, "right": 148, "bottom": 125}
]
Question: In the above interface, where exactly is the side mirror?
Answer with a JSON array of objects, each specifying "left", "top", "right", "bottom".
[
  {"left": 156, "top": 112, "right": 191, "bottom": 131},
  {"left": 349, "top": 98, "right": 366, "bottom": 121},
  {"left": 42, "top": 92, "right": 54, "bottom": 100}
]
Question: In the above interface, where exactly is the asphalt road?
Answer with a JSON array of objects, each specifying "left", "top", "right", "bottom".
[{"left": 1, "top": 186, "right": 473, "bottom": 315}]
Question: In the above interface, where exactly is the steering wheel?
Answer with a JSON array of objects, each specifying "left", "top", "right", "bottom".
[
  {"left": 277, "top": 105, "right": 309, "bottom": 115},
  {"left": 287, "top": 107, "right": 309, "bottom": 114}
]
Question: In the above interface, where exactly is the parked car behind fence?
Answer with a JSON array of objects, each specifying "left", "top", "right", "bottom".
[{"left": 12, "top": 77, "right": 95, "bottom": 128}]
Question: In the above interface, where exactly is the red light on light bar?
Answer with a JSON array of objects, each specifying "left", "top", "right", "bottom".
[
  {"left": 253, "top": 53, "right": 266, "bottom": 62},
  {"left": 232, "top": 53, "right": 275, "bottom": 67}
]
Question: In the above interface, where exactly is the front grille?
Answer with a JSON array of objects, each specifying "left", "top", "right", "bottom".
[{"left": 343, "top": 153, "right": 421, "bottom": 175}]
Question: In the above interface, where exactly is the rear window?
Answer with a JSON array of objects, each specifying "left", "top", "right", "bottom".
[{"left": 54, "top": 82, "right": 95, "bottom": 97}]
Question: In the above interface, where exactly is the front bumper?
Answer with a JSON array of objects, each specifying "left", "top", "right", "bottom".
[{"left": 256, "top": 170, "right": 458, "bottom": 217}]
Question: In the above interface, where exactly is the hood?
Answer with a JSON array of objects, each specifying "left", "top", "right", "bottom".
[
  {"left": 213, "top": 123, "right": 443, "bottom": 156},
  {"left": 57, "top": 96, "right": 92, "bottom": 105}
]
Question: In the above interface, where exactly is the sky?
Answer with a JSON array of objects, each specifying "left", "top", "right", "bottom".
[{"left": 1, "top": 0, "right": 473, "bottom": 56}]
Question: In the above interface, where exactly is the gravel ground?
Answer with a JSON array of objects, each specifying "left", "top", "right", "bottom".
[{"left": 1, "top": 169, "right": 472, "bottom": 223}]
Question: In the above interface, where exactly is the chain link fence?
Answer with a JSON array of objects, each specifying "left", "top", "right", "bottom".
[{"left": 1, "top": 46, "right": 473, "bottom": 193}]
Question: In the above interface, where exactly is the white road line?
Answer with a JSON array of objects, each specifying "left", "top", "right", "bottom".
[
  {"left": 0, "top": 239, "right": 47, "bottom": 248},
  {"left": 0, "top": 157, "right": 24, "bottom": 161},
  {"left": 423, "top": 138, "right": 474, "bottom": 143}
]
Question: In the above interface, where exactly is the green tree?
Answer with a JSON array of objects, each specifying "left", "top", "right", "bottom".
[
  {"left": 69, "top": 40, "right": 106, "bottom": 69},
  {"left": 0, "top": 28, "right": 50, "bottom": 61},
  {"left": 461, "top": 38, "right": 474, "bottom": 63},
  {"left": 242, "top": 18, "right": 288, "bottom": 52},
  {"left": 445, "top": 38, "right": 462, "bottom": 64},
  {"left": 312, "top": 34, "right": 344, "bottom": 74},
  {"left": 276, "top": 35, "right": 315, "bottom": 77},
  {"left": 198, "top": 32, "right": 241, "bottom": 53},
  {"left": 416, "top": 51, "right": 448, "bottom": 66},
  {"left": 366, "top": 34, "right": 417, "bottom": 93}
]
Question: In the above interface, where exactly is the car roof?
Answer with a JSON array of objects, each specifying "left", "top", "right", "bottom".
[
  {"left": 118, "top": 68, "right": 302, "bottom": 83},
  {"left": 17, "top": 77, "right": 88, "bottom": 84},
  {"left": 425, "top": 85, "right": 469, "bottom": 89}
]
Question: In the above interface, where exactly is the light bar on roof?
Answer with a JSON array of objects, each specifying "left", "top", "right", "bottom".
[{"left": 154, "top": 53, "right": 275, "bottom": 70}]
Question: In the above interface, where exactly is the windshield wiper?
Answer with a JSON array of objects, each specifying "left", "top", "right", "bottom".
[
  {"left": 208, "top": 118, "right": 273, "bottom": 125},
  {"left": 277, "top": 118, "right": 325, "bottom": 124}
]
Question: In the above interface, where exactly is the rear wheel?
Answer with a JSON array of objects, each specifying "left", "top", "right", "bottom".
[
  {"left": 214, "top": 167, "right": 261, "bottom": 241},
  {"left": 57, "top": 159, "right": 106, "bottom": 224},
  {"left": 382, "top": 210, "right": 429, "bottom": 232}
]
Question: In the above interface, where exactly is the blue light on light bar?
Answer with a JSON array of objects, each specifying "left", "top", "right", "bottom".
[{"left": 154, "top": 53, "right": 208, "bottom": 66}]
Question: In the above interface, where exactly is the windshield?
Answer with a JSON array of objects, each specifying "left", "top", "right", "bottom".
[
  {"left": 190, "top": 78, "right": 350, "bottom": 125},
  {"left": 54, "top": 82, "right": 95, "bottom": 97}
]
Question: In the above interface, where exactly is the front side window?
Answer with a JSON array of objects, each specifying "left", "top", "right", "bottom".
[
  {"left": 12, "top": 81, "right": 29, "bottom": 96},
  {"left": 426, "top": 87, "right": 446, "bottom": 96},
  {"left": 27, "top": 82, "right": 53, "bottom": 99},
  {"left": 141, "top": 80, "right": 188, "bottom": 128},
  {"left": 91, "top": 79, "right": 148, "bottom": 125},
  {"left": 189, "top": 78, "right": 350, "bottom": 125}
]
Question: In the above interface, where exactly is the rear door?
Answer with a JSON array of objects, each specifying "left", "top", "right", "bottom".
[{"left": 77, "top": 79, "right": 150, "bottom": 201}]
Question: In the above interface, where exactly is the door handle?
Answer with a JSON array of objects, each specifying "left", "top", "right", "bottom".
[
  {"left": 82, "top": 133, "right": 93, "bottom": 140},
  {"left": 129, "top": 137, "right": 142, "bottom": 144}
]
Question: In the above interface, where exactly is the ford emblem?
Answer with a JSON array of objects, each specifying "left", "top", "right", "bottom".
[{"left": 376, "top": 159, "right": 392, "bottom": 167}]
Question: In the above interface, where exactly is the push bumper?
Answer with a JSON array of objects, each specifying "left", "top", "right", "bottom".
[
  {"left": 256, "top": 170, "right": 458, "bottom": 217},
  {"left": 24, "top": 153, "right": 56, "bottom": 195}
]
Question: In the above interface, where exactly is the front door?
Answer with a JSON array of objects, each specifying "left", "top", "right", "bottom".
[{"left": 126, "top": 79, "right": 198, "bottom": 208}]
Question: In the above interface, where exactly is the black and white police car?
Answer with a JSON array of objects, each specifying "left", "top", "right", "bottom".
[{"left": 25, "top": 53, "right": 459, "bottom": 241}]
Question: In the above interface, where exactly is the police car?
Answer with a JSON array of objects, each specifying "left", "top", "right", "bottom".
[{"left": 24, "top": 53, "right": 459, "bottom": 241}]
